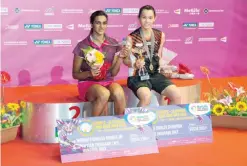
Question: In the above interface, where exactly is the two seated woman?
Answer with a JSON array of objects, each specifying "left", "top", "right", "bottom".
[{"left": 72, "top": 5, "right": 181, "bottom": 117}]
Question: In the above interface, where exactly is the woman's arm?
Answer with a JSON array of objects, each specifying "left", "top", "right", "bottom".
[
  {"left": 110, "top": 36, "right": 133, "bottom": 76},
  {"left": 72, "top": 55, "right": 92, "bottom": 80},
  {"left": 158, "top": 32, "right": 165, "bottom": 58}
]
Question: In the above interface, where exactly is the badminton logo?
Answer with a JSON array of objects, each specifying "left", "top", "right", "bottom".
[
  {"left": 189, "top": 103, "right": 210, "bottom": 116},
  {"left": 184, "top": 36, "right": 193, "bottom": 44},
  {"left": 220, "top": 37, "right": 227, "bottom": 43},
  {"left": 174, "top": 9, "right": 181, "bottom": 15},
  {"left": 78, "top": 121, "right": 94, "bottom": 136}
]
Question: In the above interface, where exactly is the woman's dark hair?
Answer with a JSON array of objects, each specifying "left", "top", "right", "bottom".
[
  {"left": 90, "top": 10, "right": 108, "bottom": 33},
  {"left": 138, "top": 5, "right": 156, "bottom": 18}
]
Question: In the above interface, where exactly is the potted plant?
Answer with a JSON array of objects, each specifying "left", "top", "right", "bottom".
[
  {"left": 0, "top": 71, "right": 23, "bottom": 143},
  {"left": 1, "top": 102, "right": 23, "bottom": 143},
  {"left": 200, "top": 67, "right": 247, "bottom": 129}
]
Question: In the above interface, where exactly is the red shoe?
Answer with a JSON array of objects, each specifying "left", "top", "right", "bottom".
[{"left": 179, "top": 63, "right": 192, "bottom": 74}]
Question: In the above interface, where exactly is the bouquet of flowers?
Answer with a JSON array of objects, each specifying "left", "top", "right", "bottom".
[
  {"left": 200, "top": 66, "right": 247, "bottom": 116},
  {"left": 81, "top": 46, "right": 111, "bottom": 81}
]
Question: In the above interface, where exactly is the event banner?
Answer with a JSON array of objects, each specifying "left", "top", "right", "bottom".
[
  {"left": 2, "top": 0, "right": 245, "bottom": 87},
  {"left": 56, "top": 116, "right": 158, "bottom": 163},
  {"left": 125, "top": 103, "right": 213, "bottom": 147}
]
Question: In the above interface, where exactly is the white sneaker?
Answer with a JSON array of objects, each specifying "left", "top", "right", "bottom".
[
  {"left": 179, "top": 73, "right": 194, "bottom": 79},
  {"left": 171, "top": 73, "right": 180, "bottom": 78}
]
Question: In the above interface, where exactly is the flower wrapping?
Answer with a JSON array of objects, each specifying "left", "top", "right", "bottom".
[{"left": 81, "top": 47, "right": 111, "bottom": 81}]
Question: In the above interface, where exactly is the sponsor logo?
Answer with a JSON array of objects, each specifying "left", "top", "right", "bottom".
[
  {"left": 0, "top": 7, "right": 8, "bottom": 15},
  {"left": 61, "top": 9, "right": 83, "bottom": 14},
  {"left": 43, "top": 24, "right": 63, "bottom": 31},
  {"left": 152, "top": 24, "right": 163, "bottom": 29},
  {"left": 198, "top": 22, "right": 214, "bottom": 29},
  {"left": 107, "top": 24, "right": 124, "bottom": 28},
  {"left": 184, "top": 8, "right": 200, "bottom": 15},
  {"left": 189, "top": 103, "right": 210, "bottom": 115},
  {"left": 122, "top": 8, "right": 139, "bottom": 15},
  {"left": 24, "top": 24, "right": 42, "bottom": 30},
  {"left": 220, "top": 37, "right": 227, "bottom": 43},
  {"left": 33, "top": 39, "right": 52, "bottom": 46},
  {"left": 66, "top": 24, "right": 74, "bottom": 30},
  {"left": 166, "top": 39, "right": 181, "bottom": 42},
  {"left": 44, "top": 7, "right": 55, "bottom": 16},
  {"left": 78, "top": 24, "right": 91, "bottom": 30},
  {"left": 185, "top": 36, "right": 193, "bottom": 44},
  {"left": 128, "top": 22, "right": 138, "bottom": 31},
  {"left": 105, "top": 8, "right": 121, "bottom": 14},
  {"left": 168, "top": 24, "right": 179, "bottom": 28},
  {"left": 3, "top": 41, "right": 28, "bottom": 46},
  {"left": 15, "top": 8, "right": 40, "bottom": 13},
  {"left": 156, "top": 9, "right": 169, "bottom": 14},
  {"left": 88, "top": 9, "right": 97, "bottom": 14},
  {"left": 14, "top": 8, "right": 20, "bottom": 13},
  {"left": 174, "top": 9, "right": 181, "bottom": 15},
  {"left": 204, "top": 8, "right": 224, "bottom": 14},
  {"left": 53, "top": 39, "right": 72, "bottom": 47},
  {"left": 183, "top": 22, "right": 198, "bottom": 29},
  {"left": 5, "top": 25, "right": 19, "bottom": 30},
  {"left": 198, "top": 37, "right": 217, "bottom": 42}
]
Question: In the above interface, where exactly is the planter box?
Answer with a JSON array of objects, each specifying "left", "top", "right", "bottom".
[
  {"left": 212, "top": 115, "right": 247, "bottom": 130},
  {"left": 0, "top": 125, "right": 20, "bottom": 144}
]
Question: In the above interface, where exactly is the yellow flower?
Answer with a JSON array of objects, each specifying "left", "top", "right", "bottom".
[
  {"left": 94, "top": 51, "right": 104, "bottom": 64},
  {"left": 6, "top": 103, "right": 20, "bottom": 112},
  {"left": 236, "top": 101, "right": 247, "bottom": 112},
  {"left": 212, "top": 104, "right": 225, "bottom": 116},
  {"left": 20, "top": 101, "right": 26, "bottom": 108},
  {"left": 229, "top": 105, "right": 235, "bottom": 111},
  {"left": 1, "top": 106, "right": 5, "bottom": 115}
]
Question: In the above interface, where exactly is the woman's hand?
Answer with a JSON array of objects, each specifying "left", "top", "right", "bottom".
[
  {"left": 134, "top": 59, "right": 145, "bottom": 69},
  {"left": 119, "top": 46, "right": 131, "bottom": 59},
  {"left": 160, "top": 68, "right": 173, "bottom": 78},
  {"left": 90, "top": 65, "right": 101, "bottom": 77}
]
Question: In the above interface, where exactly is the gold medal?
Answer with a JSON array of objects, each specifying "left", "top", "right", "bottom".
[{"left": 149, "top": 64, "right": 154, "bottom": 71}]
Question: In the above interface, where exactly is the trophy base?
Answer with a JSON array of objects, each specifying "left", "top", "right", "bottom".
[{"left": 140, "top": 74, "right": 150, "bottom": 81}]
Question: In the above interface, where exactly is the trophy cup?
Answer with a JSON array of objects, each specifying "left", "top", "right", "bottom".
[{"left": 138, "top": 49, "right": 150, "bottom": 81}]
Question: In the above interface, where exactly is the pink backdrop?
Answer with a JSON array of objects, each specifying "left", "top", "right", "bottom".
[{"left": 1, "top": 0, "right": 247, "bottom": 86}]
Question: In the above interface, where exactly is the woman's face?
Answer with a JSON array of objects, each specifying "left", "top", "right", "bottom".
[
  {"left": 92, "top": 16, "right": 107, "bottom": 35},
  {"left": 139, "top": 9, "right": 156, "bottom": 30}
]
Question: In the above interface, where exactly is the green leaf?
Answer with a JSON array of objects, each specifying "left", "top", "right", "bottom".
[
  {"left": 81, "top": 46, "right": 93, "bottom": 55},
  {"left": 228, "top": 110, "right": 238, "bottom": 116},
  {"left": 241, "top": 112, "right": 247, "bottom": 116}
]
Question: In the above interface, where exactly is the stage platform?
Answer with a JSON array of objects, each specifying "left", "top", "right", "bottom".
[
  {"left": 7, "top": 79, "right": 201, "bottom": 143},
  {"left": 2, "top": 77, "right": 247, "bottom": 166},
  {"left": 1, "top": 128, "right": 247, "bottom": 166}
]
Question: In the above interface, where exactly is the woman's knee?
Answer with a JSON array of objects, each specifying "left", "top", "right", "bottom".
[
  {"left": 109, "top": 83, "right": 125, "bottom": 101},
  {"left": 137, "top": 87, "right": 152, "bottom": 103},
  {"left": 97, "top": 88, "right": 110, "bottom": 102},
  {"left": 162, "top": 85, "right": 181, "bottom": 102},
  {"left": 87, "top": 84, "right": 110, "bottom": 102}
]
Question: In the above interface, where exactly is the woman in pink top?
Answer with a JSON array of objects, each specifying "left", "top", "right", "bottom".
[{"left": 72, "top": 10, "right": 130, "bottom": 116}]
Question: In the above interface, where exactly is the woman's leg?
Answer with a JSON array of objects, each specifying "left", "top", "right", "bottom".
[
  {"left": 136, "top": 87, "right": 152, "bottom": 107},
  {"left": 108, "top": 83, "right": 126, "bottom": 115},
  {"left": 151, "top": 73, "right": 181, "bottom": 105},
  {"left": 160, "top": 85, "right": 181, "bottom": 105},
  {"left": 86, "top": 84, "right": 110, "bottom": 116},
  {"left": 127, "top": 76, "right": 152, "bottom": 107}
]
